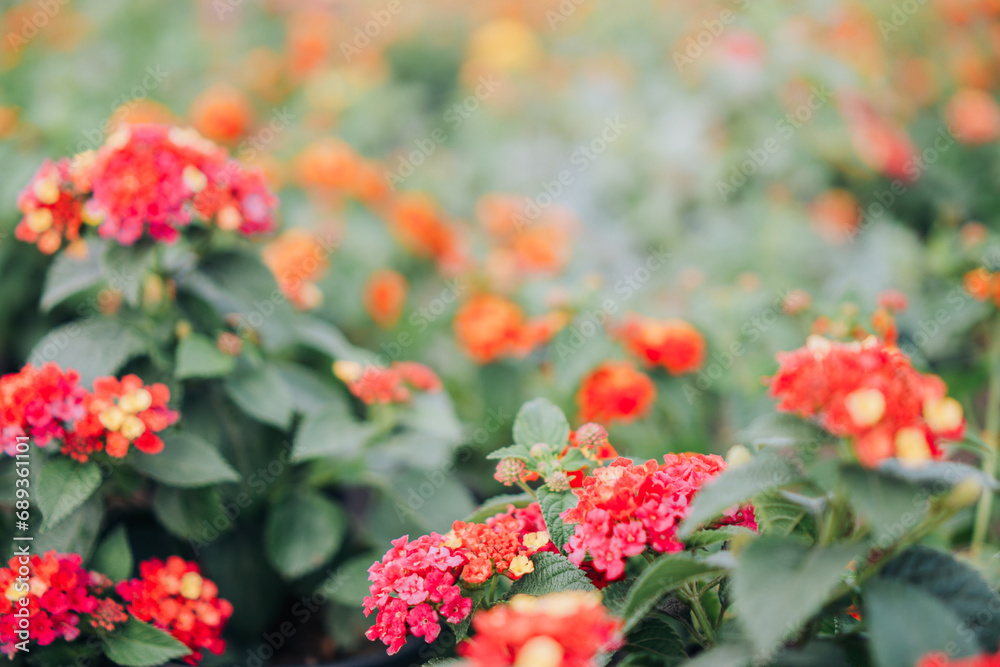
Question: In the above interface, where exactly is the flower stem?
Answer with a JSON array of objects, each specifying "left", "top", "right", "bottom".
[
  {"left": 972, "top": 329, "right": 1000, "bottom": 554},
  {"left": 515, "top": 480, "right": 537, "bottom": 501}
]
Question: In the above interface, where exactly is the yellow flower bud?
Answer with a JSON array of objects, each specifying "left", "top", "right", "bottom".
[
  {"left": 119, "top": 388, "right": 152, "bottom": 414},
  {"left": 923, "top": 397, "right": 963, "bottom": 435},
  {"left": 895, "top": 427, "right": 931, "bottom": 466},
  {"left": 179, "top": 572, "right": 204, "bottom": 600},
  {"left": 182, "top": 165, "right": 208, "bottom": 192},
  {"left": 26, "top": 208, "right": 54, "bottom": 233},
  {"left": 333, "top": 360, "right": 362, "bottom": 383},
  {"left": 99, "top": 407, "right": 125, "bottom": 431},
  {"left": 508, "top": 554, "right": 535, "bottom": 578},
  {"left": 514, "top": 636, "right": 564, "bottom": 667},
  {"left": 845, "top": 388, "right": 886, "bottom": 428},
  {"left": 522, "top": 531, "right": 550, "bottom": 550},
  {"left": 946, "top": 477, "right": 983, "bottom": 511},
  {"left": 119, "top": 415, "right": 146, "bottom": 440},
  {"left": 33, "top": 177, "right": 60, "bottom": 205},
  {"left": 725, "top": 444, "right": 752, "bottom": 468},
  {"left": 217, "top": 205, "right": 242, "bottom": 231}
]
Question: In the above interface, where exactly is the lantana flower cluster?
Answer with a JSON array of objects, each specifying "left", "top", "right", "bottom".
[
  {"left": 333, "top": 360, "right": 442, "bottom": 405},
  {"left": 0, "top": 363, "right": 178, "bottom": 462},
  {"left": 363, "top": 504, "right": 552, "bottom": 655},
  {"left": 617, "top": 315, "right": 706, "bottom": 376},
  {"left": 454, "top": 294, "right": 566, "bottom": 364},
  {"left": 0, "top": 552, "right": 105, "bottom": 656},
  {"left": 769, "top": 335, "right": 965, "bottom": 467},
  {"left": 16, "top": 123, "right": 277, "bottom": 254},
  {"left": 576, "top": 361, "right": 656, "bottom": 424},
  {"left": 458, "top": 591, "right": 624, "bottom": 667},
  {"left": 116, "top": 557, "right": 233, "bottom": 665},
  {"left": 561, "top": 454, "right": 757, "bottom": 581}
]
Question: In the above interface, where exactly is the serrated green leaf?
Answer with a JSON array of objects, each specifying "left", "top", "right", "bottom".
[
  {"left": 512, "top": 398, "right": 570, "bottom": 449},
  {"left": 840, "top": 465, "right": 929, "bottom": 545},
  {"left": 265, "top": 491, "right": 347, "bottom": 579},
  {"left": 623, "top": 614, "right": 687, "bottom": 664},
  {"left": 225, "top": 363, "right": 294, "bottom": 429},
  {"left": 28, "top": 319, "right": 149, "bottom": 385},
  {"left": 101, "top": 617, "right": 191, "bottom": 667},
  {"left": 292, "top": 410, "right": 377, "bottom": 462},
  {"left": 463, "top": 493, "right": 534, "bottom": 523},
  {"left": 507, "top": 551, "right": 595, "bottom": 597},
  {"left": 40, "top": 242, "right": 105, "bottom": 311},
  {"left": 34, "top": 497, "right": 103, "bottom": 561},
  {"left": 90, "top": 525, "right": 133, "bottom": 582},
  {"left": 732, "top": 537, "right": 864, "bottom": 657},
  {"left": 152, "top": 486, "right": 226, "bottom": 540},
  {"left": 753, "top": 491, "right": 816, "bottom": 538},
  {"left": 174, "top": 333, "right": 235, "bottom": 379},
  {"left": 878, "top": 546, "right": 1000, "bottom": 651},
  {"left": 679, "top": 454, "right": 803, "bottom": 538},
  {"left": 130, "top": 431, "right": 240, "bottom": 487},
  {"left": 621, "top": 554, "right": 722, "bottom": 632},
  {"left": 485, "top": 444, "right": 532, "bottom": 461},
  {"left": 538, "top": 487, "right": 576, "bottom": 552},
  {"left": 37, "top": 459, "right": 102, "bottom": 532},
  {"left": 600, "top": 578, "right": 633, "bottom": 617},
  {"left": 864, "top": 578, "right": 979, "bottom": 667},
  {"left": 103, "top": 241, "right": 156, "bottom": 307}
]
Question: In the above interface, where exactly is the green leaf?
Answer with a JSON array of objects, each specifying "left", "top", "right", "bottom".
[
  {"left": 485, "top": 444, "right": 532, "bottom": 461},
  {"left": 101, "top": 617, "right": 191, "bottom": 667},
  {"left": 840, "top": 465, "right": 929, "bottom": 545},
  {"left": 36, "top": 459, "right": 103, "bottom": 532},
  {"left": 152, "top": 486, "right": 226, "bottom": 540},
  {"left": 90, "top": 525, "right": 133, "bottom": 582},
  {"left": 621, "top": 554, "right": 723, "bottom": 632},
  {"left": 753, "top": 491, "right": 817, "bottom": 538},
  {"left": 507, "top": 551, "right": 596, "bottom": 597},
  {"left": 103, "top": 241, "right": 156, "bottom": 307},
  {"left": 732, "top": 537, "right": 864, "bottom": 657},
  {"left": 325, "top": 554, "right": 379, "bottom": 606},
  {"left": 34, "top": 497, "right": 103, "bottom": 561},
  {"left": 512, "top": 398, "right": 571, "bottom": 448},
  {"left": 28, "top": 319, "right": 150, "bottom": 385},
  {"left": 877, "top": 546, "right": 1000, "bottom": 651},
  {"left": 600, "top": 578, "right": 633, "bottom": 617},
  {"left": 293, "top": 314, "right": 378, "bottom": 363},
  {"left": 130, "top": 431, "right": 240, "bottom": 487},
  {"left": 174, "top": 333, "right": 235, "bottom": 379},
  {"left": 864, "top": 578, "right": 979, "bottom": 667},
  {"left": 683, "top": 525, "right": 756, "bottom": 549},
  {"left": 265, "top": 491, "right": 347, "bottom": 579},
  {"left": 292, "top": 410, "right": 377, "bottom": 462},
  {"left": 679, "top": 644, "right": 750, "bottom": 667},
  {"left": 678, "top": 454, "right": 803, "bottom": 539},
  {"left": 225, "top": 363, "right": 294, "bottom": 429},
  {"left": 877, "top": 459, "right": 999, "bottom": 491},
  {"left": 274, "top": 361, "right": 350, "bottom": 416},
  {"left": 462, "top": 493, "right": 534, "bottom": 523},
  {"left": 538, "top": 487, "right": 577, "bottom": 553},
  {"left": 40, "top": 242, "right": 105, "bottom": 311},
  {"left": 623, "top": 614, "right": 687, "bottom": 664}
]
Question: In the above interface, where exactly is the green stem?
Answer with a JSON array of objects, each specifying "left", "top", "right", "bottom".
[
  {"left": 487, "top": 576, "right": 499, "bottom": 605},
  {"left": 972, "top": 329, "right": 1000, "bottom": 554},
  {"left": 515, "top": 480, "right": 537, "bottom": 501},
  {"left": 687, "top": 590, "right": 716, "bottom": 646}
]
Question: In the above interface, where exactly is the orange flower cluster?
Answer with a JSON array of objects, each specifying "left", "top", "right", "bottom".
[
  {"left": 73, "top": 375, "right": 178, "bottom": 460},
  {"left": 476, "top": 195, "right": 575, "bottom": 278},
  {"left": 262, "top": 229, "right": 331, "bottom": 310},
  {"left": 576, "top": 361, "right": 656, "bottom": 424},
  {"left": 770, "top": 335, "right": 965, "bottom": 467},
  {"left": 334, "top": 360, "right": 442, "bottom": 405},
  {"left": 444, "top": 516, "right": 548, "bottom": 584},
  {"left": 189, "top": 84, "right": 253, "bottom": 144},
  {"left": 964, "top": 267, "right": 1000, "bottom": 306},
  {"left": 618, "top": 315, "right": 706, "bottom": 375},
  {"left": 458, "top": 591, "right": 624, "bottom": 667},
  {"left": 363, "top": 269, "right": 408, "bottom": 328},
  {"left": 386, "top": 194, "right": 466, "bottom": 270},
  {"left": 293, "top": 138, "right": 386, "bottom": 203},
  {"left": 454, "top": 294, "right": 565, "bottom": 363}
]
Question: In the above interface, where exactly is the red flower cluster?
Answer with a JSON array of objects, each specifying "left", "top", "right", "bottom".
[
  {"left": 334, "top": 360, "right": 442, "bottom": 405},
  {"left": 562, "top": 455, "right": 756, "bottom": 581},
  {"left": 576, "top": 361, "right": 656, "bottom": 424},
  {"left": 0, "top": 363, "right": 87, "bottom": 455},
  {"left": 458, "top": 591, "right": 623, "bottom": 667},
  {"left": 918, "top": 648, "right": 1000, "bottom": 667},
  {"left": 0, "top": 552, "right": 101, "bottom": 656},
  {"left": 16, "top": 124, "right": 277, "bottom": 253},
  {"left": 769, "top": 335, "right": 965, "bottom": 467},
  {"left": 364, "top": 533, "right": 471, "bottom": 654},
  {"left": 364, "top": 504, "right": 552, "bottom": 655},
  {"left": 71, "top": 375, "right": 178, "bottom": 460},
  {"left": 116, "top": 557, "right": 232, "bottom": 665},
  {"left": 618, "top": 316, "right": 706, "bottom": 375}
]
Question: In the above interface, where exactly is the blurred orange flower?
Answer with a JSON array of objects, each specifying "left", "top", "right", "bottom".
[
  {"left": 364, "top": 269, "right": 408, "bottom": 328},
  {"left": 190, "top": 84, "right": 253, "bottom": 143},
  {"left": 809, "top": 189, "right": 860, "bottom": 243},
  {"left": 262, "top": 229, "right": 331, "bottom": 310},
  {"left": 946, "top": 88, "right": 1000, "bottom": 145},
  {"left": 294, "top": 138, "right": 387, "bottom": 202},
  {"left": 388, "top": 193, "right": 463, "bottom": 267},
  {"left": 618, "top": 316, "right": 706, "bottom": 376},
  {"left": 576, "top": 361, "right": 656, "bottom": 424}
]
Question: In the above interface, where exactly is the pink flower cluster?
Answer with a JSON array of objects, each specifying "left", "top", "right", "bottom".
[
  {"left": 16, "top": 124, "right": 277, "bottom": 253},
  {"left": 363, "top": 534, "right": 472, "bottom": 654},
  {"left": 0, "top": 363, "right": 87, "bottom": 455},
  {"left": 561, "top": 455, "right": 756, "bottom": 581}
]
